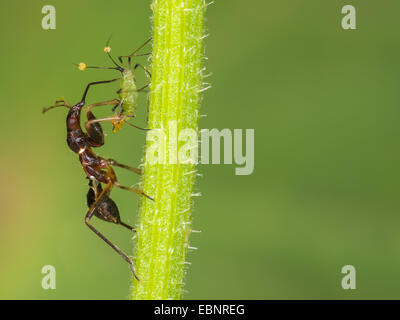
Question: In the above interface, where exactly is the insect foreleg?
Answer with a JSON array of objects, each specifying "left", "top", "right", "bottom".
[{"left": 42, "top": 99, "right": 71, "bottom": 114}]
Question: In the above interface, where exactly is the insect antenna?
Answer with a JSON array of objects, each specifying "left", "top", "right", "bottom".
[
  {"left": 103, "top": 35, "right": 124, "bottom": 70},
  {"left": 74, "top": 63, "right": 120, "bottom": 71},
  {"left": 105, "top": 51, "right": 123, "bottom": 71},
  {"left": 75, "top": 35, "right": 124, "bottom": 72}
]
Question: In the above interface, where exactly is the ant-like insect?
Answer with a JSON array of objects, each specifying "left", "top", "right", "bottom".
[
  {"left": 43, "top": 79, "right": 153, "bottom": 280},
  {"left": 78, "top": 38, "right": 152, "bottom": 133}
]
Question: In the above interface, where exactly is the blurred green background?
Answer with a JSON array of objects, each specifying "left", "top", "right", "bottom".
[{"left": 1, "top": 0, "right": 400, "bottom": 299}]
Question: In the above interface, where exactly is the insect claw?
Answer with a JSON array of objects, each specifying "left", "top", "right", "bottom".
[
  {"left": 143, "top": 193, "right": 154, "bottom": 201},
  {"left": 130, "top": 265, "right": 140, "bottom": 282}
]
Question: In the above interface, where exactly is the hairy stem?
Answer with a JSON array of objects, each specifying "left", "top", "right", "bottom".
[{"left": 131, "top": 0, "right": 206, "bottom": 300}]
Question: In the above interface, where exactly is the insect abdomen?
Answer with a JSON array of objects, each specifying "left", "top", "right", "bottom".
[{"left": 120, "top": 69, "right": 137, "bottom": 116}]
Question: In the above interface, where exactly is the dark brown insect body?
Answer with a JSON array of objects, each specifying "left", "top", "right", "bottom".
[
  {"left": 87, "top": 179, "right": 120, "bottom": 224},
  {"left": 87, "top": 180, "right": 133, "bottom": 231},
  {"left": 43, "top": 79, "right": 153, "bottom": 281},
  {"left": 66, "top": 102, "right": 104, "bottom": 153}
]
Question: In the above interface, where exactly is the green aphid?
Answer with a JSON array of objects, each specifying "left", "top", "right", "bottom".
[{"left": 79, "top": 38, "right": 151, "bottom": 133}]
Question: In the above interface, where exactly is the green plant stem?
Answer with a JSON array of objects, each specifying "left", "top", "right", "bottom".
[{"left": 131, "top": 0, "right": 206, "bottom": 300}]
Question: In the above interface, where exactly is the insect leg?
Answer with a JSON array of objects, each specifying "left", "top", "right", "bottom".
[
  {"left": 85, "top": 182, "right": 140, "bottom": 281},
  {"left": 107, "top": 158, "right": 142, "bottom": 175},
  {"left": 98, "top": 156, "right": 153, "bottom": 200},
  {"left": 118, "top": 37, "right": 152, "bottom": 66},
  {"left": 119, "top": 221, "right": 136, "bottom": 232},
  {"left": 84, "top": 99, "right": 120, "bottom": 138},
  {"left": 86, "top": 99, "right": 120, "bottom": 113},
  {"left": 86, "top": 115, "right": 128, "bottom": 135},
  {"left": 134, "top": 63, "right": 152, "bottom": 80},
  {"left": 87, "top": 113, "right": 151, "bottom": 132},
  {"left": 85, "top": 116, "right": 123, "bottom": 127},
  {"left": 42, "top": 99, "right": 71, "bottom": 114},
  {"left": 116, "top": 100, "right": 123, "bottom": 116},
  {"left": 112, "top": 99, "right": 122, "bottom": 112},
  {"left": 135, "top": 83, "right": 150, "bottom": 93},
  {"left": 80, "top": 79, "right": 120, "bottom": 104},
  {"left": 85, "top": 100, "right": 119, "bottom": 147},
  {"left": 114, "top": 181, "right": 154, "bottom": 201},
  {"left": 127, "top": 53, "right": 151, "bottom": 68},
  {"left": 124, "top": 121, "right": 151, "bottom": 131}
]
